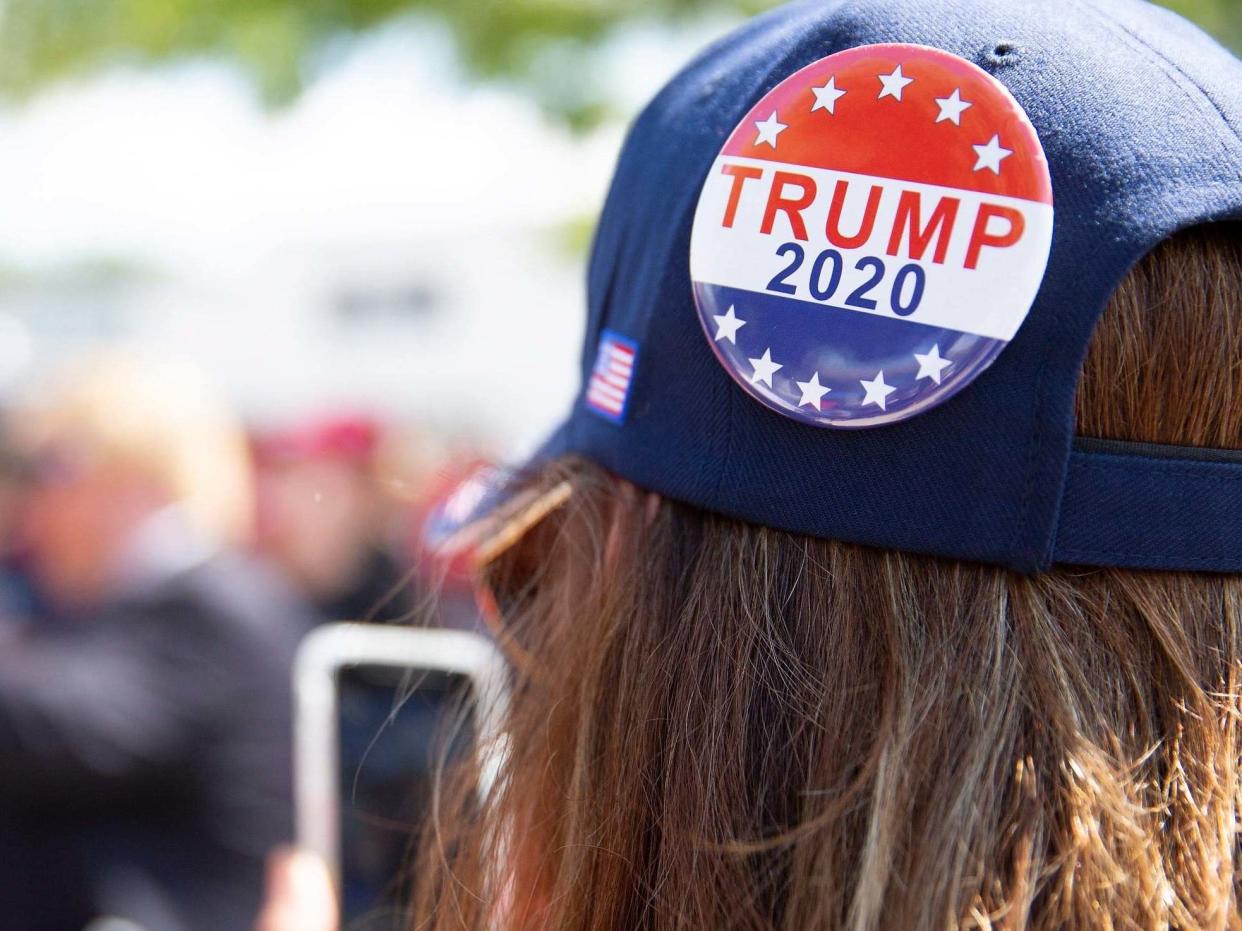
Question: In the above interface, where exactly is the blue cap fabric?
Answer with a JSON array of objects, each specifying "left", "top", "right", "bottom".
[{"left": 539, "top": 0, "right": 1242, "bottom": 575}]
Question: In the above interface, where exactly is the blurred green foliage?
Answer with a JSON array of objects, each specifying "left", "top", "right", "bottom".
[
  {"left": 0, "top": 0, "right": 1237, "bottom": 126},
  {"left": 1162, "top": 0, "right": 1242, "bottom": 50}
]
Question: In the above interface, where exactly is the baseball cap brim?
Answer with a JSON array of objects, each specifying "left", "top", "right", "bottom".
[{"left": 422, "top": 426, "right": 574, "bottom": 569}]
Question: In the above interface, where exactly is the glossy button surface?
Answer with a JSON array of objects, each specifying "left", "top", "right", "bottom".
[{"left": 689, "top": 43, "right": 1054, "bottom": 428}]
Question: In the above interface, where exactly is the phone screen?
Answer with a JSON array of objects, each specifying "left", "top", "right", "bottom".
[{"left": 336, "top": 664, "right": 475, "bottom": 929}]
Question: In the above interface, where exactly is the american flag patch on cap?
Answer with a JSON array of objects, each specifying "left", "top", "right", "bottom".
[{"left": 585, "top": 330, "right": 638, "bottom": 423}]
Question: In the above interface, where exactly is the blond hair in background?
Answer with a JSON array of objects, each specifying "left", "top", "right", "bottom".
[{"left": 26, "top": 348, "right": 253, "bottom": 549}]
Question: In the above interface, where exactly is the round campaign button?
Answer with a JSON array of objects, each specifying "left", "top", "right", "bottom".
[{"left": 690, "top": 43, "right": 1054, "bottom": 428}]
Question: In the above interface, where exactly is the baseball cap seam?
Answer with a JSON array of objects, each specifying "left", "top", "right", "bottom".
[
  {"left": 1055, "top": 547, "right": 1236, "bottom": 569},
  {"left": 1074, "top": 0, "right": 1242, "bottom": 163},
  {"left": 1016, "top": 228, "right": 1121, "bottom": 571}
]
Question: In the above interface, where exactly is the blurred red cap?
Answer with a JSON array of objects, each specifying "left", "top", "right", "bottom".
[{"left": 253, "top": 415, "right": 382, "bottom": 466}]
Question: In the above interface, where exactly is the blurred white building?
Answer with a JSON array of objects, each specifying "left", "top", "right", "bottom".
[{"left": 0, "top": 20, "right": 718, "bottom": 453}]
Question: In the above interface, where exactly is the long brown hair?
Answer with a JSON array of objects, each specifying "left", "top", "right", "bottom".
[{"left": 413, "top": 224, "right": 1242, "bottom": 930}]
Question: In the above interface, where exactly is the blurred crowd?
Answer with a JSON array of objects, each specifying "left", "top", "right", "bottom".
[{"left": 0, "top": 349, "right": 486, "bottom": 931}]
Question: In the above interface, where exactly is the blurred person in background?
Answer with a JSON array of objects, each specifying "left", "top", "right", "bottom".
[
  {"left": 253, "top": 416, "right": 418, "bottom": 625},
  {"left": 0, "top": 431, "right": 39, "bottom": 637},
  {"left": 0, "top": 350, "right": 314, "bottom": 931}
]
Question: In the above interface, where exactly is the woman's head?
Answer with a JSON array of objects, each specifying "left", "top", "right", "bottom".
[
  {"left": 415, "top": 223, "right": 1242, "bottom": 930},
  {"left": 413, "top": 0, "right": 1242, "bottom": 925},
  {"left": 19, "top": 349, "right": 253, "bottom": 608}
]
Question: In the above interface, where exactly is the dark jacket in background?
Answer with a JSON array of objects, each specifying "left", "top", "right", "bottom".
[{"left": 0, "top": 552, "right": 314, "bottom": 931}]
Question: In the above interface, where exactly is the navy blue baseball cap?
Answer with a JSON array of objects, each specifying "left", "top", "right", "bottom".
[{"left": 453, "top": 0, "right": 1242, "bottom": 575}]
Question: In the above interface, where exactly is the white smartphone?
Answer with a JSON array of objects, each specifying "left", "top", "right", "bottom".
[{"left": 293, "top": 623, "right": 509, "bottom": 927}]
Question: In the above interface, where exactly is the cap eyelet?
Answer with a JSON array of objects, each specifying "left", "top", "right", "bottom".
[{"left": 985, "top": 41, "right": 1024, "bottom": 67}]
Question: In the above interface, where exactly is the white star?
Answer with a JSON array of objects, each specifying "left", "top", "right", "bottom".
[
  {"left": 914, "top": 345, "right": 953, "bottom": 384},
  {"left": 972, "top": 134, "right": 1013, "bottom": 174},
  {"left": 796, "top": 372, "right": 832, "bottom": 411},
  {"left": 713, "top": 305, "right": 747, "bottom": 344},
  {"left": 749, "top": 348, "right": 783, "bottom": 387},
  {"left": 811, "top": 77, "right": 847, "bottom": 115},
  {"left": 753, "top": 111, "right": 788, "bottom": 149},
  {"left": 934, "top": 88, "right": 973, "bottom": 125},
  {"left": 877, "top": 65, "right": 914, "bottom": 101},
  {"left": 860, "top": 371, "right": 897, "bottom": 410}
]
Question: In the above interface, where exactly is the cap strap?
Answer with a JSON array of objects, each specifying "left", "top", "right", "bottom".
[{"left": 1052, "top": 439, "right": 1242, "bottom": 573}]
